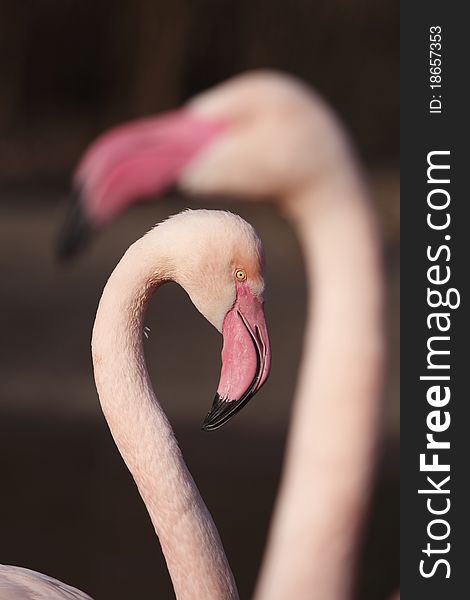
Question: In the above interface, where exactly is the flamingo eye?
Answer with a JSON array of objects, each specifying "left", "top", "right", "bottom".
[{"left": 235, "top": 269, "right": 247, "bottom": 282}]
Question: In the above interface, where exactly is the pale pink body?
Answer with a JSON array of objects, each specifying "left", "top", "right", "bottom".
[
  {"left": 1, "top": 209, "right": 269, "bottom": 600},
  {"left": 92, "top": 209, "right": 268, "bottom": 599}
]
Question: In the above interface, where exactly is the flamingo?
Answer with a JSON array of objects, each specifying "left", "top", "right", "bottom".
[
  {"left": 57, "top": 71, "right": 386, "bottom": 599},
  {"left": 0, "top": 208, "right": 271, "bottom": 599}
]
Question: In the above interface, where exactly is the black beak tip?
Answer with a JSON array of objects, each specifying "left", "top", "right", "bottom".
[
  {"left": 56, "top": 186, "right": 94, "bottom": 260},
  {"left": 202, "top": 394, "right": 224, "bottom": 432},
  {"left": 201, "top": 422, "right": 215, "bottom": 433},
  {"left": 201, "top": 391, "right": 256, "bottom": 432}
]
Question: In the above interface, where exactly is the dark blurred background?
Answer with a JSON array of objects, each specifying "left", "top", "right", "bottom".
[{"left": 0, "top": 1, "right": 399, "bottom": 599}]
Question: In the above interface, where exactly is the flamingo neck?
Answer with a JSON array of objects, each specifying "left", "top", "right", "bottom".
[
  {"left": 92, "top": 235, "right": 238, "bottom": 600},
  {"left": 256, "top": 164, "right": 384, "bottom": 600}
]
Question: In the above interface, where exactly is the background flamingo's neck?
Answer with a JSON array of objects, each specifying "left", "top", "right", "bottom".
[
  {"left": 92, "top": 236, "right": 239, "bottom": 600},
  {"left": 256, "top": 166, "right": 384, "bottom": 600}
]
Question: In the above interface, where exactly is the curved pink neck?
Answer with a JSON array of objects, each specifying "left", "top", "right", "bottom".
[
  {"left": 255, "top": 165, "right": 384, "bottom": 600},
  {"left": 91, "top": 236, "right": 239, "bottom": 600}
]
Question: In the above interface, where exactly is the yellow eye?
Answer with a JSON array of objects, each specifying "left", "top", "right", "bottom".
[{"left": 235, "top": 269, "right": 247, "bottom": 282}]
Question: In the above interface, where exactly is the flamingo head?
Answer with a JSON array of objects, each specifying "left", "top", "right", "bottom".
[
  {"left": 59, "top": 71, "right": 345, "bottom": 256},
  {"left": 155, "top": 210, "right": 270, "bottom": 431}
]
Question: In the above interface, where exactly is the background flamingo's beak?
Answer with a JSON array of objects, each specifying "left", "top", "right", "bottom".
[
  {"left": 58, "top": 109, "right": 225, "bottom": 258},
  {"left": 202, "top": 285, "right": 271, "bottom": 431},
  {"left": 57, "top": 187, "right": 95, "bottom": 258}
]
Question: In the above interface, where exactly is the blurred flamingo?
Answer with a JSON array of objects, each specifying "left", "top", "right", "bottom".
[
  {"left": 58, "top": 71, "right": 385, "bottom": 600},
  {"left": 0, "top": 209, "right": 271, "bottom": 599}
]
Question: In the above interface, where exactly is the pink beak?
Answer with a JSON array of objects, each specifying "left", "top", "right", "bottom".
[
  {"left": 58, "top": 109, "right": 225, "bottom": 257},
  {"left": 202, "top": 284, "right": 271, "bottom": 431}
]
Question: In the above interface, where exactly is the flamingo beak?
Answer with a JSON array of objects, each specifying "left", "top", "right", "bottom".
[
  {"left": 57, "top": 187, "right": 95, "bottom": 258},
  {"left": 57, "top": 110, "right": 225, "bottom": 258},
  {"left": 202, "top": 284, "right": 271, "bottom": 432}
]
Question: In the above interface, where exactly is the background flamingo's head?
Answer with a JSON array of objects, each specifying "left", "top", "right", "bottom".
[
  {"left": 153, "top": 210, "right": 270, "bottom": 431},
  {"left": 59, "top": 71, "right": 348, "bottom": 256},
  {"left": 180, "top": 71, "right": 348, "bottom": 199}
]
